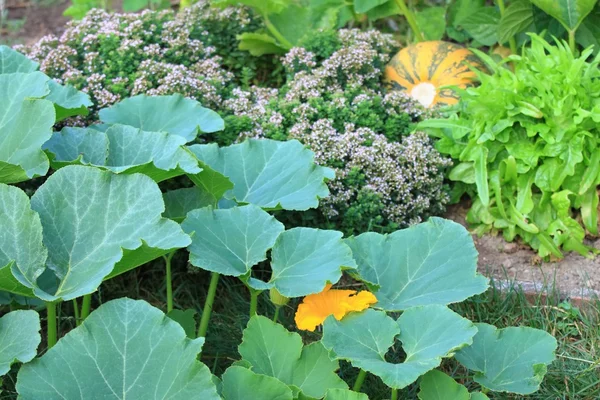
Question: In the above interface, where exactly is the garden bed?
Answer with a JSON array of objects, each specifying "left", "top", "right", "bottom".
[{"left": 448, "top": 203, "right": 600, "bottom": 301}]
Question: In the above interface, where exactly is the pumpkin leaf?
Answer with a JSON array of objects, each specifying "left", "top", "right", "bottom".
[
  {"left": 212, "top": 0, "right": 290, "bottom": 15},
  {"left": 461, "top": 7, "right": 501, "bottom": 46},
  {"left": 325, "top": 389, "right": 370, "bottom": 400},
  {"left": 0, "top": 310, "right": 41, "bottom": 376},
  {"left": 345, "top": 217, "right": 488, "bottom": 311},
  {"left": 239, "top": 316, "right": 348, "bottom": 398},
  {"left": 182, "top": 205, "right": 285, "bottom": 277},
  {"left": 0, "top": 45, "right": 38, "bottom": 73},
  {"left": 498, "top": 0, "right": 534, "bottom": 45},
  {"left": 322, "top": 307, "right": 477, "bottom": 389},
  {"left": 0, "top": 184, "right": 47, "bottom": 298},
  {"left": 221, "top": 366, "right": 293, "bottom": 400},
  {"left": 455, "top": 323, "right": 557, "bottom": 394},
  {"left": 166, "top": 309, "right": 198, "bottom": 339},
  {"left": 188, "top": 139, "right": 334, "bottom": 211},
  {"left": 163, "top": 187, "right": 218, "bottom": 222},
  {"left": 99, "top": 94, "right": 224, "bottom": 142},
  {"left": 45, "top": 80, "right": 92, "bottom": 122},
  {"left": 249, "top": 227, "right": 357, "bottom": 297},
  {"left": 16, "top": 298, "right": 220, "bottom": 399},
  {"left": 530, "top": 0, "right": 597, "bottom": 30},
  {"left": 354, "top": 0, "right": 388, "bottom": 13},
  {"left": 22, "top": 166, "right": 190, "bottom": 301},
  {"left": 238, "top": 32, "right": 287, "bottom": 56},
  {"left": 0, "top": 72, "right": 54, "bottom": 184},
  {"left": 415, "top": 7, "right": 447, "bottom": 41},
  {"left": 418, "top": 370, "right": 489, "bottom": 400},
  {"left": 45, "top": 125, "right": 201, "bottom": 182}
]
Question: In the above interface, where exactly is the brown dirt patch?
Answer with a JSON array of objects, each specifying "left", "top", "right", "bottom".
[
  {"left": 2, "top": 0, "right": 69, "bottom": 45},
  {"left": 446, "top": 203, "right": 600, "bottom": 301}
]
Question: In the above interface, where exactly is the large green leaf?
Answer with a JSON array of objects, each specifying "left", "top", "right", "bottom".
[
  {"left": 17, "top": 298, "right": 219, "bottom": 399},
  {"left": 461, "top": 7, "right": 501, "bottom": 46},
  {"left": 455, "top": 323, "right": 557, "bottom": 394},
  {"left": 221, "top": 366, "right": 293, "bottom": 400},
  {"left": 0, "top": 184, "right": 47, "bottom": 298},
  {"left": 99, "top": 95, "right": 224, "bottom": 142},
  {"left": 418, "top": 370, "right": 489, "bottom": 400},
  {"left": 250, "top": 227, "right": 357, "bottom": 297},
  {"left": 345, "top": 217, "right": 488, "bottom": 311},
  {"left": 239, "top": 316, "right": 348, "bottom": 398},
  {"left": 530, "top": 0, "right": 597, "bottom": 30},
  {"left": 322, "top": 307, "right": 477, "bottom": 389},
  {"left": 45, "top": 80, "right": 92, "bottom": 122},
  {"left": 354, "top": 0, "right": 387, "bottom": 13},
  {"left": 415, "top": 7, "right": 447, "bottom": 41},
  {"left": 0, "top": 72, "right": 54, "bottom": 184},
  {"left": 238, "top": 32, "right": 287, "bottom": 56},
  {"left": 0, "top": 310, "right": 40, "bottom": 376},
  {"left": 23, "top": 166, "right": 190, "bottom": 301},
  {"left": 0, "top": 46, "right": 38, "bottom": 73},
  {"left": 163, "top": 187, "right": 218, "bottom": 222},
  {"left": 325, "top": 389, "right": 369, "bottom": 400},
  {"left": 498, "top": 0, "right": 534, "bottom": 45},
  {"left": 45, "top": 125, "right": 201, "bottom": 182},
  {"left": 212, "top": 0, "right": 290, "bottom": 15},
  {"left": 182, "top": 205, "right": 285, "bottom": 276},
  {"left": 188, "top": 139, "right": 334, "bottom": 211}
]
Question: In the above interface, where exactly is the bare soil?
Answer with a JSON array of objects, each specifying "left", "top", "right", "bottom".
[
  {"left": 446, "top": 203, "right": 600, "bottom": 301},
  {"left": 1, "top": 0, "right": 69, "bottom": 45}
]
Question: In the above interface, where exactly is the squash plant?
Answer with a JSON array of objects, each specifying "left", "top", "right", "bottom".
[{"left": 0, "top": 45, "right": 557, "bottom": 398}]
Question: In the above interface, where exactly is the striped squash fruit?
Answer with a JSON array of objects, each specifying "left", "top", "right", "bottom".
[{"left": 384, "top": 41, "right": 483, "bottom": 108}]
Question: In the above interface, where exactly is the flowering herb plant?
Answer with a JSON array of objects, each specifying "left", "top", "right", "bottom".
[{"left": 0, "top": 44, "right": 557, "bottom": 399}]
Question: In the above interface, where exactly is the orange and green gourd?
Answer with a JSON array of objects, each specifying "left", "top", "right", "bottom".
[{"left": 384, "top": 41, "right": 483, "bottom": 108}]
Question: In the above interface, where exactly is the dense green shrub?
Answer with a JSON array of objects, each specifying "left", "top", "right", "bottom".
[
  {"left": 221, "top": 30, "right": 451, "bottom": 234},
  {"left": 18, "top": 7, "right": 451, "bottom": 235},
  {"left": 16, "top": 1, "right": 279, "bottom": 120},
  {"left": 420, "top": 35, "right": 600, "bottom": 258}
]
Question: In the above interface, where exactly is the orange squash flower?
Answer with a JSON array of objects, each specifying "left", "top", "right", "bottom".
[{"left": 295, "top": 284, "right": 377, "bottom": 331}]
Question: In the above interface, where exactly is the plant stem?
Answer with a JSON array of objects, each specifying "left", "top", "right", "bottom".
[
  {"left": 73, "top": 298, "right": 80, "bottom": 326},
  {"left": 80, "top": 294, "right": 92, "bottom": 323},
  {"left": 353, "top": 369, "right": 368, "bottom": 392},
  {"left": 568, "top": 30, "right": 576, "bottom": 54},
  {"left": 164, "top": 252, "right": 175, "bottom": 313},
  {"left": 263, "top": 14, "right": 293, "bottom": 49},
  {"left": 391, "top": 388, "right": 398, "bottom": 400},
  {"left": 198, "top": 272, "right": 220, "bottom": 338},
  {"left": 273, "top": 306, "right": 280, "bottom": 323},
  {"left": 46, "top": 302, "right": 57, "bottom": 349},
  {"left": 393, "top": 0, "right": 425, "bottom": 42},
  {"left": 249, "top": 288, "right": 259, "bottom": 317}
]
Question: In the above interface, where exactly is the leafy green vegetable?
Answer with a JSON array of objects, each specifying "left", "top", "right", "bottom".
[
  {"left": 45, "top": 125, "right": 201, "bottom": 182},
  {"left": 420, "top": 34, "right": 600, "bottom": 258},
  {"left": 0, "top": 166, "right": 191, "bottom": 301},
  {"left": 221, "top": 366, "right": 293, "bottom": 400},
  {"left": 418, "top": 370, "right": 489, "bottom": 400},
  {"left": 0, "top": 310, "right": 40, "bottom": 376},
  {"left": 182, "top": 205, "right": 285, "bottom": 276},
  {"left": 530, "top": 0, "right": 596, "bottom": 30},
  {"left": 345, "top": 217, "right": 488, "bottom": 310},
  {"left": 239, "top": 315, "right": 348, "bottom": 398},
  {"left": 189, "top": 139, "right": 334, "bottom": 211},
  {"left": 99, "top": 94, "right": 224, "bottom": 142},
  {"left": 322, "top": 307, "right": 477, "bottom": 389},
  {"left": 17, "top": 298, "right": 219, "bottom": 399},
  {"left": 455, "top": 323, "right": 557, "bottom": 394}
]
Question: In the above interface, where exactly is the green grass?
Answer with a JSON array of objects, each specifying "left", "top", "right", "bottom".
[{"left": 3, "top": 254, "right": 598, "bottom": 399}]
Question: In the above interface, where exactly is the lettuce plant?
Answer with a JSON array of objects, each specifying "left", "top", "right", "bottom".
[{"left": 420, "top": 34, "right": 600, "bottom": 258}]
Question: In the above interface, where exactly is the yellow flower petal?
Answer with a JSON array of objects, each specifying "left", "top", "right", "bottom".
[{"left": 295, "top": 285, "right": 378, "bottom": 331}]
